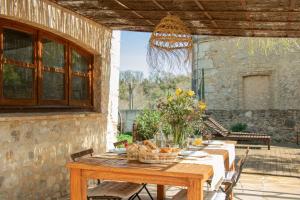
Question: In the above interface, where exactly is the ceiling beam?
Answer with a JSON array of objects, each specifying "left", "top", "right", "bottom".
[
  {"left": 109, "top": 25, "right": 300, "bottom": 36},
  {"left": 287, "top": 0, "right": 296, "bottom": 29},
  {"left": 193, "top": 0, "right": 218, "bottom": 27},
  {"left": 73, "top": 8, "right": 300, "bottom": 14},
  {"left": 96, "top": 17, "right": 300, "bottom": 24},
  {"left": 106, "top": 23, "right": 300, "bottom": 32},
  {"left": 240, "top": 0, "right": 253, "bottom": 36},
  {"left": 111, "top": 0, "right": 155, "bottom": 25}
]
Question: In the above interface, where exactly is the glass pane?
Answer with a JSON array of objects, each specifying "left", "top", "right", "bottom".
[
  {"left": 72, "top": 50, "right": 89, "bottom": 72},
  {"left": 71, "top": 76, "right": 88, "bottom": 100},
  {"left": 3, "top": 64, "right": 33, "bottom": 99},
  {"left": 42, "top": 72, "right": 64, "bottom": 100},
  {"left": 3, "top": 29, "right": 34, "bottom": 64},
  {"left": 42, "top": 39, "right": 65, "bottom": 68}
]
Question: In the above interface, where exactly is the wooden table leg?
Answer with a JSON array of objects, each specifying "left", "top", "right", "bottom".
[
  {"left": 70, "top": 168, "right": 87, "bottom": 200},
  {"left": 188, "top": 179, "right": 203, "bottom": 200},
  {"left": 157, "top": 185, "right": 165, "bottom": 200}
]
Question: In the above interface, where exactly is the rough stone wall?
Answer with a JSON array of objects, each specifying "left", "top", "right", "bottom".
[
  {"left": 208, "top": 110, "right": 298, "bottom": 144},
  {"left": 0, "top": 113, "right": 107, "bottom": 199},
  {"left": 0, "top": 0, "right": 119, "bottom": 199},
  {"left": 192, "top": 36, "right": 300, "bottom": 110}
]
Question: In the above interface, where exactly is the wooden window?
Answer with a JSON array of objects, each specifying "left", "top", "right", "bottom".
[
  {"left": 70, "top": 48, "right": 92, "bottom": 107},
  {"left": 0, "top": 19, "right": 93, "bottom": 109}
]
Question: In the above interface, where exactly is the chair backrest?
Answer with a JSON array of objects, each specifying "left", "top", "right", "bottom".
[
  {"left": 113, "top": 140, "right": 128, "bottom": 148},
  {"left": 208, "top": 117, "right": 230, "bottom": 134},
  {"left": 70, "top": 148, "right": 94, "bottom": 161},
  {"left": 204, "top": 119, "right": 229, "bottom": 137},
  {"left": 233, "top": 146, "right": 250, "bottom": 185}
]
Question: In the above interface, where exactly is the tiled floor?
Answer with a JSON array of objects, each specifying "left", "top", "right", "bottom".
[{"left": 236, "top": 144, "right": 300, "bottom": 177}]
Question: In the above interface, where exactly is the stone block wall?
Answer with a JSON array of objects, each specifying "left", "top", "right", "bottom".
[
  {"left": 209, "top": 110, "right": 299, "bottom": 143},
  {"left": 192, "top": 36, "right": 300, "bottom": 110},
  {"left": 0, "top": 113, "right": 107, "bottom": 199}
]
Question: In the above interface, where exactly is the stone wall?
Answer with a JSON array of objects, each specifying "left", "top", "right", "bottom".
[
  {"left": 0, "top": 0, "right": 119, "bottom": 199},
  {"left": 209, "top": 110, "right": 298, "bottom": 144},
  {"left": 192, "top": 36, "right": 300, "bottom": 110},
  {"left": 0, "top": 113, "right": 107, "bottom": 199}
]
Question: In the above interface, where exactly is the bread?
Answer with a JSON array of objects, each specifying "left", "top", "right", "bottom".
[
  {"left": 159, "top": 147, "right": 172, "bottom": 153},
  {"left": 143, "top": 140, "right": 157, "bottom": 150}
]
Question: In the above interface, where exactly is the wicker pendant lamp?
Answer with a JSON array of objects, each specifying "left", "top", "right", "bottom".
[{"left": 147, "top": 14, "right": 193, "bottom": 72}]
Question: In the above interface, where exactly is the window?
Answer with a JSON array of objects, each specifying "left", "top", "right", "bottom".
[{"left": 0, "top": 20, "right": 93, "bottom": 108}]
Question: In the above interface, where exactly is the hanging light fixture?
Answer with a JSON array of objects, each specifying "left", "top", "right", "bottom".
[{"left": 147, "top": 14, "right": 193, "bottom": 72}]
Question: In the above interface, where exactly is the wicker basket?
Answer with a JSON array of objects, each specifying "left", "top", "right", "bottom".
[
  {"left": 127, "top": 149, "right": 139, "bottom": 161},
  {"left": 138, "top": 151, "right": 178, "bottom": 164}
]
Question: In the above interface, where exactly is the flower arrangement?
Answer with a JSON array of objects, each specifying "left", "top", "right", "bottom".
[{"left": 157, "top": 88, "right": 206, "bottom": 147}]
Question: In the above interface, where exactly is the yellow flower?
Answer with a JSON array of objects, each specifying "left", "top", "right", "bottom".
[
  {"left": 187, "top": 90, "right": 195, "bottom": 97},
  {"left": 167, "top": 96, "right": 173, "bottom": 102},
  {"left": 175, "top": 88, "right": 183, "bottom": 96},
  {"left": 198, "top": 101, "right": 207, "bottom": 111}
]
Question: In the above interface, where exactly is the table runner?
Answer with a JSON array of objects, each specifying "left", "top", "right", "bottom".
[
  {"left": 204, "top": 143, "right": 235, "bottom": 167},
  {"left": 180, "top": 154, "right": 225, "bottom": 190}
]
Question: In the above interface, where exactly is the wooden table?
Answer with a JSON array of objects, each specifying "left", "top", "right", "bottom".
[{"left": 67, "top": 149, "right": 232, "bottom": 200}]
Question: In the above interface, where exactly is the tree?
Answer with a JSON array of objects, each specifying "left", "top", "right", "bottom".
[{"left": 119, "top": 70, "right": 143, "bottom": 110}]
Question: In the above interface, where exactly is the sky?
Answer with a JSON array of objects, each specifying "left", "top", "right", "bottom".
[
  {"left": 120, "top": 31, "right": 151, "bottom": 77},
  {"left": 120, "top": 30, "right": 192, "bottom": 77}
]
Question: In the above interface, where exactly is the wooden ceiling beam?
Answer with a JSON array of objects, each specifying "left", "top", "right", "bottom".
[
  {"left": 111, "top": 0, "right": 155, "bottom": 25},
  {"left": 240, "top": 0, "right": 253, "bottom": 36},
  {"left": 79, "top": 9, "right": 300, "bottom": 14},
  {"left": 109, "top": 25, "right": 300, "bottom": 36},
  {"left": 287, "top": 0, "right": 296, "bottom": 29},
  {"left": 151, "top": 0, "right": 164, "bottom": 10},
  {"left": 106, "top": 23, "right": 300, "bottom": 32},
  {"left": 96, "top": 17, "right": 300, "bottom": 24},
  {"left": 193, "top": 0, "right": 218, "bottom": 27}
]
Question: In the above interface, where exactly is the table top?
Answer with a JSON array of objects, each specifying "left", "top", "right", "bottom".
[{"left": 67, "top": 148, "right": 230, "bottom": 181}]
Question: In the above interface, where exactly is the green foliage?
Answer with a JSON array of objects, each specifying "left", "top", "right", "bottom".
[
  {"left": 118, "top": 70, "right": 191, "bottom": 110},
  {"left": 230, "top": 123, "right": 248, "bottom": 132},
  {"left": 136, "top": 109, "right": 161, "bottom": 140},
  {"left": 117, "top": 134, "right": 133, "bottom": 144}
]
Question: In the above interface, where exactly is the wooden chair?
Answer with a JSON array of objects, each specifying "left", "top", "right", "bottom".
[
  {"left": 113, "top": 140, "right": 128, "bottom": 148},
  {"left": 113, "top": 140, "right": 154, "bottom": 200},
  {"left": 204, "top": 117, "right": 271, "bottom": 150},
  {"left": 222, "top": 147, "right": 249, "bottom": 186},
  {"left": 173, "top": 147, "right": 249, "bottom": 200},
  {"left": 70, "top": 148, "right": 144, "bottom": 200}
]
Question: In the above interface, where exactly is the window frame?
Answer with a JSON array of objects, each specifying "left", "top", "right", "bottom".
[
  {"left": 0, "top": 18, "right": 94, "bottom": 110},
  {"left": 0, "top": 23, "right": 38, "bottom": 106},
  {"left": 38, "top": 32, "right": 69, "bottom": 106}
]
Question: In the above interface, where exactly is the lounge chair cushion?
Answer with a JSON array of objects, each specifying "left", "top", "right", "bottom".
[
  {"left": 88, "top": 181, "right": 143, "bottom": 198},
  {"left": 172, "top": 189, "right": 226, "bottom": 200}
]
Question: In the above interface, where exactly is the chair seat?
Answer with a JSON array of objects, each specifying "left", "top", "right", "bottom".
[
  {"left": 88, "top": 181, "right": 143, "bottom": 198},
  {"left": 172, "top": 189, "right": 226, "bottom": 200}
]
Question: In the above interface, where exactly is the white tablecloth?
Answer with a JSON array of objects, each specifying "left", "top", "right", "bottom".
[
  {"left": 204, "top": 143, "right": 236, "bottom": 167},
  {"left": 180, "top": 154, "right": 225, "bottom": 190}
]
